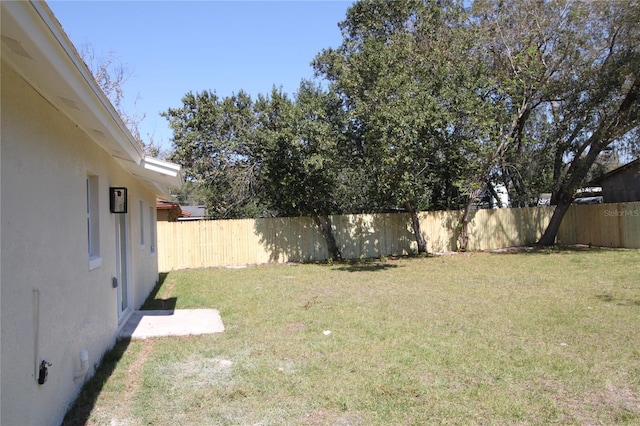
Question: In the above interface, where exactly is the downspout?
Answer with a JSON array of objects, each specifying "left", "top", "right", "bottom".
[{"left": 33, "top": 289, "right": 40, "bottom": 381}]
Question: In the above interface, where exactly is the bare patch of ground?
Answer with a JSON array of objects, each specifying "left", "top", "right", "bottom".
[
  {"left": 298, "top": 409, "right": 366, "bottom": 426},
  {"left": 125, "top": 339, "right": 154, "bottom": 392},
  {"left": 604, "top": 384, "right": 640, "bottom": 414},
  {"left": 534, "top": 377, "right": 640, "bottom": 424},
  {"left": 160, "top": 279, "right": 176, "bottom": 309},
  {"left": 104, "top": 339, "right": 155, "bottom": 425},
  {"left": 285, "top": 322, "right": 306, "bottom": 332},
  {"left": 158, "top": 354, "right": 234, "bottom": 390}
]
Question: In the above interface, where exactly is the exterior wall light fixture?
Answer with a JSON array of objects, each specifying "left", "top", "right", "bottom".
[{"left": 109, "top": 187, "right": 128, "bottom": 213}]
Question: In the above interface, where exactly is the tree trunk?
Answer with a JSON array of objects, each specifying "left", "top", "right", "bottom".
[
  {"left": 539, "top": 136, "right": 608, "bottom": 246},
  {"left": 313, "top": 214, "right": 342, "bottom": 261},
  {"left": 406, "top": 202, "right": 427, "bottom": 254},
  {"left": 486, "top": 181, "right": 504, "bottom": 208},
  {"left": 457, "top": 189, "right": 481, "bottom": 252},
  {"left": 536, "top": 197, "right": 572, "bottom": 247}
]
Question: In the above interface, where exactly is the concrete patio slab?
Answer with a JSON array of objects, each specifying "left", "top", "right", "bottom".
[{"left": 118, "top": 309, "right": 225, "bottom": 339}]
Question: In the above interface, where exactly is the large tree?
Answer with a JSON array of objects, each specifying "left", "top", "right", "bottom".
[
  {"left": 471, "top": 0, "right": 640, "bottom": 246},
  {"left": 164, "top": 84, "right": 354, "bottom": 260},
  {"left": 254, "top": 83, "right": 351, "bottom": 260},
  {"left": 162, "top": 90, "right": 263, "bottom": 218},
  {"left": 314, "top": 0, "right": 498, "bottom": 253}
]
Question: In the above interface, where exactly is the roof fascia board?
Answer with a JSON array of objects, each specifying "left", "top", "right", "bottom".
[{"left": 142, "top": 157, "right": 183, "bottom": 178}]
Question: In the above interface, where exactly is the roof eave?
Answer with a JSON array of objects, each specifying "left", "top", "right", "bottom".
[{"left": 1, "top": 0, "right": 182, "bottom": 199}]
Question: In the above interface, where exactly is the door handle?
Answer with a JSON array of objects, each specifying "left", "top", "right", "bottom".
[{"left": 112, "top": 277, "right": 118, "bottom": 288}]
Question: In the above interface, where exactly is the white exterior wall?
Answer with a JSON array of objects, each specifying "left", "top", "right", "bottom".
[{"left": 1, "top": 62, "right": 160, "bottom": 426}]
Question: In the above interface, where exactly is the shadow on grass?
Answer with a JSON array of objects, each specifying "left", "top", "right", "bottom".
[
  {"left": 488, "top": 244, "right": 612, "bottom": 256},
  {"left": 140, "top": 273, "right": 177, "bottom": 311},
  {"left": 596, "top": 293, "right": 640, "bottom": 307},
  {"left": 62, "top": 337, "right": 131, "bottom": 426},
  {"left": 328, "top": 258, "right": 401, "bottom": 272},
  {"left": 334, "top": 263, "right": 400, "bottom": 272}
]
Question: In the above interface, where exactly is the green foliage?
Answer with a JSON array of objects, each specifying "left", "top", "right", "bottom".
[
  {"left": 313, "top": 0, "right": 504, "bottom": 252},
  {"left": 164, "top": 83, "right": 357, "bottom": 227},
  {"left": 469, "top": 0, "right": 640, "bottom": 243},
  {"left": 164, "top": 84, "right": 352, "bottom": 258},
  {"left": 314, "top": 0, "right": 478, "bottom": 212},
  {"left": 164, "top": 0, "right": 639, "bottom": 249},
  {"left": 162, "top": 90, "right": 263, "bottom": 219},
  {"left": 254, "top": 83, "right": 351, "bottom": 218}
]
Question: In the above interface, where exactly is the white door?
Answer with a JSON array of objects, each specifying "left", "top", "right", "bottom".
[{"left": 115, "top": 213, "right": 130, "bottom": 318}]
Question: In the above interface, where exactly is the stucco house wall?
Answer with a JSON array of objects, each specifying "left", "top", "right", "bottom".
[{"left": 1, "top": 2, "right": 182, "bottom": 425}]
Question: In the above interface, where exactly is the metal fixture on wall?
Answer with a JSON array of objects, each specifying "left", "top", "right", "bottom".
[
  {"left": 38, "top": 360, "right": 52, "bottom": 385},
  {"left": 109, "top": 187, "right": 127, "bottom": 213}
]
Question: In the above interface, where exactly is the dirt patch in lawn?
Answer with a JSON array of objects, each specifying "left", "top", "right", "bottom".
[
  {"left": 159, "top": 355, "right": 234, "bottom": 390},
  {"left": 298, "top": 409, "right": 366, "bottom": 425},
  {"left": 105, "top": 339, "right": 155, "bottom": 425},
  {"left": 125, "top": 339, "right": 154, "bottom": 392},
  {"left": 162, "top": 278, "right": 175, "bottom": 300}
]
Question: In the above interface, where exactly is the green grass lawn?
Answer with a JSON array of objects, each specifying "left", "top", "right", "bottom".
[{"left": 64, "top": 249, "right": 640, "bottom": 425}]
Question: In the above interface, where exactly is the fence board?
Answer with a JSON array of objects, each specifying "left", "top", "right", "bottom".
[
  {"left": 558, "top": 202, "right": 640, "bottom": 249},
  {"left": 157, "top": 203, "right": 639, "bottom": 271}
]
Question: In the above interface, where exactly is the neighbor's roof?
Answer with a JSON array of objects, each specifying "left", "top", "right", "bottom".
[
  {"left": 180, "top": 205, "right": 208, "bottom": 218},
  {"left": 156, "top": 201, "right": 191, "bottom": 218},
  {"left": 1, "top": 0, "right": 183, "bottom": 199},
  {"left": 589, "top": 158, "right": 640, "bottom": 185}
]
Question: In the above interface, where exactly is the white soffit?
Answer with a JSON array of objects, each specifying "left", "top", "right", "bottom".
[{"left": 142, "top": 157, "right": 182, "bottom": 177}]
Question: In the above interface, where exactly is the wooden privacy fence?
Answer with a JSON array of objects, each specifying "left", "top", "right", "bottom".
[
  {"left": 557, "top": 202, "right": 640, "bottom": 249},
  {"left": 157, "top": 202, "right": 639, "bottom": 271}
]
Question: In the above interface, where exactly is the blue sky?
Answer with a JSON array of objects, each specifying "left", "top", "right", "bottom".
[{"left": 48, "top": 1, "right": 353, "bottom": 151}]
